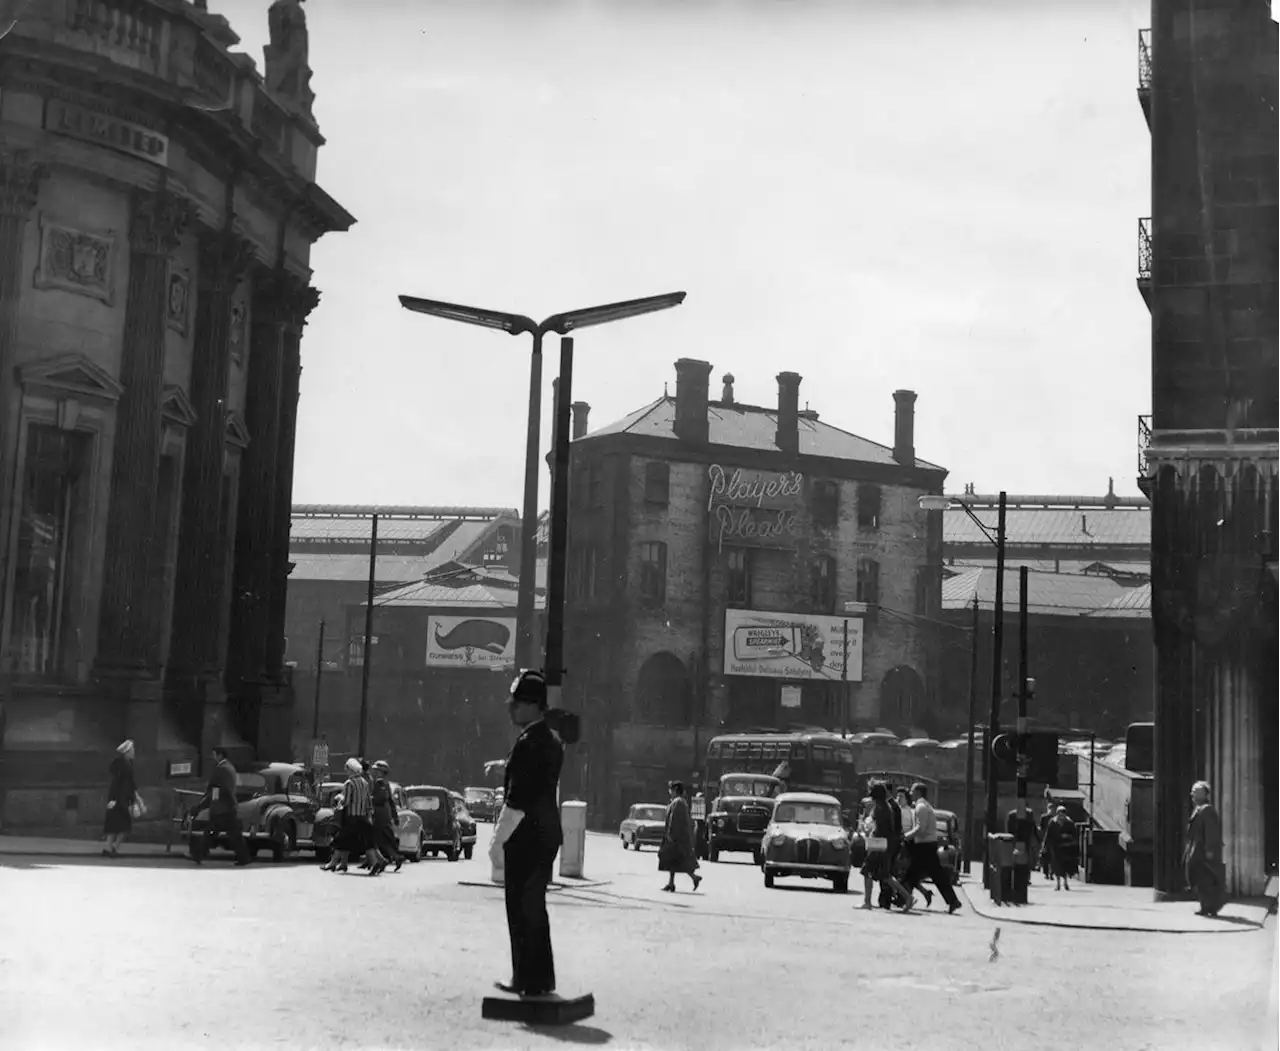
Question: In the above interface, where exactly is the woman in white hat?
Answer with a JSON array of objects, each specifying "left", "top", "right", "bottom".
[
  {"left": 321, "top": 758, "right": 383, "bottom": 874},
  {"left": 102, "top": 739, "right": 141, "bottom": 857}
]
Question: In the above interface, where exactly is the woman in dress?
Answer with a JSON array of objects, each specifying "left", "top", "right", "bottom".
[
  {"left": 1044, "top": 805, "right": 1079, "bottom": 891},
  {"left": 659, "top": 781, "right": 702, "bottom": 893},
  {"left": 860, "top": 781, "right": 914, "bottom": 911},
  {"left": 103, "top": 739, "right": 140, "bottom": 858},
  {"left": 322, "top": 758, "right": 384, "bottom": 875}
]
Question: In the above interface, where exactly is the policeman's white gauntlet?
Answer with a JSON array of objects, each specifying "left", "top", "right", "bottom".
[{"left": 492, "top": 804, "right": 526, "bottom": 849}]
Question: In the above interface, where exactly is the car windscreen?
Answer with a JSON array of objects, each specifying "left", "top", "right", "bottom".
[
  {"left": 634, "top": 807, "right": 666, "bottom": 822},
  {"left": 464, "top": 789, "right": 492, "bottom": 802},
  {"left": 406, "top": 794, "right": 443, "bottom": 812},
  {"left": 722, "top": 779, "right": 775, "bottom": 798},
  {"left": 234, "top": 773, "right": 267, "bottom": 800},
  {"left": 774, "top": 803, "right": 841, "bottom": 825}
]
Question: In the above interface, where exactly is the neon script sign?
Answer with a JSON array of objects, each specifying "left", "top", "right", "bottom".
[{"left": 707, "top": 464, "right": 803, "bottom": 552}]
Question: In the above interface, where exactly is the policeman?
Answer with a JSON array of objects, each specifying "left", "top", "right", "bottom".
[{"left": 490, "top": 669, "right": 564, "bottom": 1000}]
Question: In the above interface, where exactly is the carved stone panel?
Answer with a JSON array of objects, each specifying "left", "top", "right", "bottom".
[
  {"left": 229, "top": 298, "right": 248, "bottom": 365},
  {"left": 33, "top": 215, "right": 117, "bottom": 305},
  {"left": 166, "top": 262, "right": 192, "bottom": 336}
]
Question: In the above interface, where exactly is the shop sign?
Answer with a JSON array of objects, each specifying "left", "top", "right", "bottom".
[
  {"left": 45, "top": 99, "right": 170, "bottom": 166},
  {"left": 707, "top": 464, "right": 803, "bottom": 552}
]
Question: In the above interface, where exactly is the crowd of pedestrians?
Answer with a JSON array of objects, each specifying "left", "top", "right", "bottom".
[
  {"left": 856, "top": 780, "right": 962, "bottom": 915},
  {"left": 320, "top": 757, "right": 405, "bottom": 875}
]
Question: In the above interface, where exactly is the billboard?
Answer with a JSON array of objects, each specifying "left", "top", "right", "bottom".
[
  {"left": 706, "top": 463, "right": 804, "bottom": 554},
  {"left": 722, "top": 610, "right": 863, "bottom": 682},
  {"left": 426, "top": 616, "right": 516, "bottom": 669}
]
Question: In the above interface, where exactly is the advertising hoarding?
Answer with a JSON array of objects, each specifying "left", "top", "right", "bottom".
[
  {"left": 426, "top": 616, "right": 516, "bottom": 669},
  {"left": 722, "top": 610, "right": 863, "bottom": 682}
]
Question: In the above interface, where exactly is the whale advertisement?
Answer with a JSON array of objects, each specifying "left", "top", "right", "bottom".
[
  {"left": 722, "top": 610, "right": 863, "bottom": 681},
  {"left": 426, "top": 616, "right": 516, "bottom": 669}
]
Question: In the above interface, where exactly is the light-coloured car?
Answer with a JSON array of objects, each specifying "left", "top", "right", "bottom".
[
  {"left": 760, "top": 791, "right": 853, "bottom": 894},
  {"left": 619, "top": 803, "right": 667, "bottom": 851},
  {"left": 900, "top": 738, "right": 942, "bottom": 750}
]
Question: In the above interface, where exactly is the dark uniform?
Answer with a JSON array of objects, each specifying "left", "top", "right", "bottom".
[
  {"left": 503, "top": 715, "right": 564, "bottom": 997},
  {"left": 191, "top": 753, "right": 249, "bottom": 865}
]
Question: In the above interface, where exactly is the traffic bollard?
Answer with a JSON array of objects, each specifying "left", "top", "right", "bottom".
[{"left": 559, "top": 800, "right": 587, "bottom": 879}]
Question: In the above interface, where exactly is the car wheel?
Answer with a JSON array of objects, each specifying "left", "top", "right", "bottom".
[
  {"left": 753, "top": 847, "right": 764, "bottom": 867},
  {"left": 621, "top": 836, "right": 628, "bottom": 850},
  {"left": 832, "top": 874, "right": 849, "bottom": 894},
  {"left": 763, "top": 870, "right": 775, "bottom": 889},
  {"left": 409, "top": 833, "right": 423, "bottom": 863},
  {"left": 464, "top": 844, "right": 474, "bottom": 860},
  {"left": 446, "top": 835, "right": 461, "bottom": 863},
  {"left": 271, "top": 823, "right": 296, "bottom": 863},
  {"left": 708, "top": 843, "right": 720, "bottom": 863}
]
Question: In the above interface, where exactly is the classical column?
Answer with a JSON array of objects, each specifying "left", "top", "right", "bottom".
[
  {"left": 264, "top": 277, "right": 319, "bottom": 678},
  {"left": 168, "top": 232, "right": 256, "bottom": 684},
  {"left": 225, "top": 273, "right": 288, "bottom": 689},
  {"left": 0, "top": 150, "right": 47, "bottom": 676},
  {"left": 96, "top": 191, "right": 193, "bottom": 674}
]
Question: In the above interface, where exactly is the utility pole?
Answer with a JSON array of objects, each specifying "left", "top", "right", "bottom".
[
  {"left": 983, "top": 491, "right": 1008, "bottom": 869},
  {"left": 841, "top": 618, "right": 850, "bottom": 738},
  {"left": 962, "top": 594, "right": 979, "bottom": 873},
  {"left": 358, "top": 513, "right": 379, "bottom": 758},
  {"left": 311, "top": 619, "right": 325, "bottom": 739},
  {"left": 1016, "top": 565, "right": 1030, "bottom": 819}
]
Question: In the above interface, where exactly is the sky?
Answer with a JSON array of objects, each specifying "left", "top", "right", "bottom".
[{"left": 213, "top": 0, "right": 1154, "bottom": 509}]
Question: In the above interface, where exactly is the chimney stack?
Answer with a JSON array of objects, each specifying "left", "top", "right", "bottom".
[
  {"left": 721, "top": 373, "right": 735, "bottom": 405},
  {"left": 571, "top": 401, "right": 590, "bottom": 440},
  {"left": 892, "top": 389, "right": 917, "bottom": 466},
  {"left": 673, "top": 359, "right": 713, "bottom": 444},
  {"left": 775, "top": 372, "right": 802, "bottom": 455}
]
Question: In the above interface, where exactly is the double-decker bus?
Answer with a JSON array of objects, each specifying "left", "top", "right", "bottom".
[{"left": 702, "top": 730, "right": 858, "bottom": 808}]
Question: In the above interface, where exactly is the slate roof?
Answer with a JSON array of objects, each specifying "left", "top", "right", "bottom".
[
  {"left": 941, "top": 567, "right": 1143, "bottom": 618},
  {"left": 947, "top": 559, "right": 1150, "bottom": 578},
  {"left": 291, "top": 517, "right": 453, "bottom": 542},
  {"left": 944, "top": 507, "right": 1150, "bottom": 549},
  {"left": 1081, "top": 583, "right": 1152, "bottom": 618},
  {"left": 289, "top": 554, "right": 460, "bottom": 584},
  {"left": 372, "top": 565, "right": 546, "bottom": 610},
  {"left": 583, "top": 396, "right": 944, "bottom": 471}
]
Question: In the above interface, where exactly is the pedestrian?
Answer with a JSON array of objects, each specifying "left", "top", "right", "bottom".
[
  {"left": 1183, "top": 780, "right": 1227, "bottom": 917},
  {"left": 1038, "top": 793, "right": 1056, "bottom": 879},
  {"left": 189, "top": 747, "right": 250, "bottom": 866},
  {"left": 859, "top": 782, "right": 914, "bottom": 912},
  {"left": 1006, "top": 805, "right": 1040, "bottom": 902},
  {"left": 323, "top": 758, "right": 384, "bottom": 874},
  {"left": 902, "top": 783, "right": 963, "bottom": 914},
  {"left": 102, "top": 739, "right": 142, "bottom": 858},
  {"left": 895, "top": 787, "right": 916, "bottom": 837},
  {"left": 879, "top": 783, "right": 911, "bottom": 910},
  {"left": 659, "top": 780, "right": 703, "bottom": 893},
  {"left": 1044, "top": 805, "right": 1079, "bottom": 891},
  {"left": 370, "top": 760, "right": 404, "bottom": 873},
  {"left": 490, "top": 670, "right": 563, "bottom": 1001}
]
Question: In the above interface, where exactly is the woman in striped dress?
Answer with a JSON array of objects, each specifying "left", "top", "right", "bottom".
[{"left": 322, "top": 758, "right": 384, "bottom": 875}]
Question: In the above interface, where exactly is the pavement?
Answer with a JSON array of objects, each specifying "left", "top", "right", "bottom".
[{"left": 0, "top": 827, "right": 1276, "bottom": 1051}]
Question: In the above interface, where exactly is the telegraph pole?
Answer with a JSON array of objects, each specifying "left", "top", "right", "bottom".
[
  {"left": 311, "top": 619, "right": 325, "bottom": 739},
  {"left": 358, "top": 513, "right": 379, "bottom": 758}
]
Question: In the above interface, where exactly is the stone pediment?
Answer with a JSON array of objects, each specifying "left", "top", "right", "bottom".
[
  {"left": 18, "top": 354, "right": 123, "bottom": 403},
  {"left": 224, "top": 410, "right": 251, "bottom": 449},
  {"left": 161, "top": 385, "right": 197, "bottom": 428}
]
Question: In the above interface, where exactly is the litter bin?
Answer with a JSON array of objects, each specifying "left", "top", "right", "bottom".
[
  {"left": 559, "top": 800, "right": 587, "bottom": 879},
  {"left": 987, "top": 833, "right": 1015, "bottom": 904}
]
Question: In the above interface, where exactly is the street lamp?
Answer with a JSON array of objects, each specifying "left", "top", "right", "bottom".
[
  {"left": 399, "top": 291, "right": 687, "bottom": 670},
  {"left": 919, "top": 490, "right": 1010, "bottom": 880}
]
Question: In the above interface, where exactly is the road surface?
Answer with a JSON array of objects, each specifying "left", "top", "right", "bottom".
[{"left": 1, "top": 827, "right": 1274, "bottom": 1051}]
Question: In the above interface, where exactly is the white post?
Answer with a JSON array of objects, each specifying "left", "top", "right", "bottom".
[{"left": 560, "top": 800, "right": 587, "bottom": 879}]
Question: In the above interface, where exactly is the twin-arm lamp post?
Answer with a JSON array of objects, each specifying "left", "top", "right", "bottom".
[{"left": 398, "top": 292, "right": 687, "bottom": 701}]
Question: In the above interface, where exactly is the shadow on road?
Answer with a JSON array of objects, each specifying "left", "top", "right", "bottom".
[
  {"left": 521, "top": 1022, "right": 613, "bottom": 1045},
  {"left": 0, "top": 853, "right": 319, "bottom": 872}
]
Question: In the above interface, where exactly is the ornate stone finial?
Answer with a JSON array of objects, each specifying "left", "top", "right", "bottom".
[
  {"left": 130, "top": 192, "right": 193, "bottom": 256},
  {"left": 0, "top": 149, "right": 47, "bottom": 219},
  {"left": 264, "top": 0, "right": 315, "bottom": 120},
  {"left": 197, "top": 231, "right": 258, "bottom": 293}
]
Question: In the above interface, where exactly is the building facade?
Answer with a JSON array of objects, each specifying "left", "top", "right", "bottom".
[
  {"left": 561, "top": 361, "right": 948, "bottom": 824},
  {"left": 1137, "top": 3, "right": 1278, "bottom": 896},
  {"left": 0, "top": 1, "right": 352, "bottom": 831}
]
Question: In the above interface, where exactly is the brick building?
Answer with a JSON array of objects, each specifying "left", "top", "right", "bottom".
[
  {"left": 0, "top": 2, "right": 352, "bottom": 831},
  {"left": 561, "top": 360, "right": 947, "bottom": 824},
  {"left": 1136, "top": 3, "right": 1278, "bottom": 897}
]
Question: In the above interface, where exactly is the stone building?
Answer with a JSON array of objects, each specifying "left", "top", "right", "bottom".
[
  {"left": 0, "top": 1, "right": 353, "bottom": 831},
  {"left": 561, "top": 361, "right": 947, "bottom": 824},
  {"left": 1136, "top": 3, "right": 1278, "bottom": 896}
]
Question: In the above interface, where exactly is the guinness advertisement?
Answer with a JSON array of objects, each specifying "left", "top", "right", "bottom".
[{"left": 426, "top": 615, "right": 516, "bottom": 669}]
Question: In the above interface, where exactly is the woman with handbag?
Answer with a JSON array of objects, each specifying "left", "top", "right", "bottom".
[
  {"left": 859, "top": 782, "right": 914, "bottom": 912},
  {"left": 102, "top": 739, "right": 143, "bottom": 858},
  {"left": 659, "top": 781, "right": 702, "bottom": 893}
]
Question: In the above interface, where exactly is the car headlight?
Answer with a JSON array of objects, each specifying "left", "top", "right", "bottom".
[
  {"left": 766, "top": 833, "right": 789, "bottom": 848},
  {"left": 832, "top": 836, "right": 850, "bottom": 851}
]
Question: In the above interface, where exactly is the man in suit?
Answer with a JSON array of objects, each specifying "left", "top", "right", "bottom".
[
  {"left": 490, "top": 670, "right": 564, "bottom": 1000},
  {"left": 189, "top": 746, "right": 250, "bottom": 866}
]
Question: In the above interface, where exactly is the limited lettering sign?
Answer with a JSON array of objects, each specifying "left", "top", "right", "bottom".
[
  {"left": 707, "top": 464, "right": 803, "bottom": 552},
  {"left": 45, "top": 99, "right": 170, "bottom": 167}
]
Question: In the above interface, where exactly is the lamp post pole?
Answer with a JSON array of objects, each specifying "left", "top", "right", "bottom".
[
  {"left": 398, "top": 292, "right": 687, "bottom": 675},
  {"left": 962, "top": 594, "right": 979, "bottom": 873},
  {"left": 841, "top": 618, "right": 850, "bottom": 739},
  {"left": 983, "top": 491, "right": 1008, "bottom": 864},
  {"left": 543, "top": 337, "right": 574, "bottom": 713},
  {"left": 358, "top": 513, "right": 378, "bottom": 758},
  {"left": 1016, "top": 566, "right": 1030, "bottom": 820},
  {"left": 311, "top": 619, "right": 325, "bottom": 739}
]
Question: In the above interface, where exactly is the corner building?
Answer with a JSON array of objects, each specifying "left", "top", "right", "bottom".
[
  {"left": 1135, "top": 1, "right": 1278, "bottom": 896},
  {"left": 0, "top": 1, "right": 353, "bottom": 830},
  {"left": 562, "top": 361, "right": 948, "bottom": 824}
]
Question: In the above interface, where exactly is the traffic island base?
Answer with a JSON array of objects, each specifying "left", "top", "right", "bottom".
[{"left": 481, "top": 992, "right": 595, "bottom": 1026}]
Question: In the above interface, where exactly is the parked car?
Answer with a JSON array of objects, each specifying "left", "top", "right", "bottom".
[
  {"left": 849, "top": 732, "right": 899, "bottom": 746},
  {"left": 900, "top": 738, "right": 942, "bottom": 750},
  {"left": 184, "top": 762, "right": 331, "bottom": 863},
  {"left": 463, "top": 786, "right": 497, "bottom": 822},
  {"left": 760, "top": 792, "right": 853, "bottom": 893},
  {"left": 403, "top": 785, "right": 467, "bottom": 861},
  {"left": 619, "top": 803, "right": 667, "bottom": 851},
  {"left": 934, "top": 808, "right": 962, "bottom": 884},
  {"left": 449, "top": 791, "right": 478, "bottom": 859},
  {"left": 313, "top": 779, "right": 426, "bottom": 862},
  {"left": 704, "top": 773, "right": 780, "bottom": 863}
]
